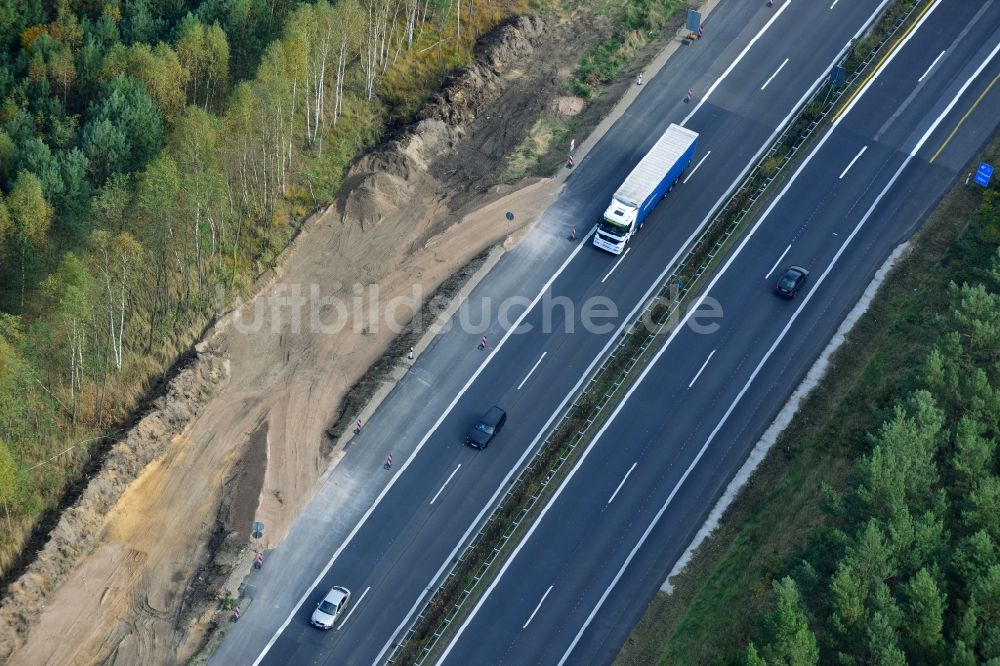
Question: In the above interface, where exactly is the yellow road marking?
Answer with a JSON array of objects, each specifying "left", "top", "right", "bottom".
[
  {"left": 832, "top": 1, "right": 940, "bottom": 122},
  {"left": 929, "top": 70, "right": 1000, "bottom": 163}
]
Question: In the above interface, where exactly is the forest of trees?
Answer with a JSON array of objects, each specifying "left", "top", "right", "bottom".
[
  {"left": 746, "top": 239, "right": 1000, "bottom": 663},
  {"left": 0, "top": 0, "right": 520, "bottom": 570}
]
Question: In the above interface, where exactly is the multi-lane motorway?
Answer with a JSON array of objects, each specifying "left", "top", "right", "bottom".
[{"left": 213, "top": 0, "right": 1000, "bottom": 663}]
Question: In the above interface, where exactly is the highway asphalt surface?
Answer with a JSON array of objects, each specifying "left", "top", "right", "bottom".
[
  {"left": 211, "top": 0, "right": 1000, "bottom": 664},
  {"left": 439, "top": 1, "right": 1000, "bottom": 663}
]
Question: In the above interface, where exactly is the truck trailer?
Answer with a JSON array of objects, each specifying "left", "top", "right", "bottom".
[{"left": 593, "top": 123, "right": 699, "bottom": 254}]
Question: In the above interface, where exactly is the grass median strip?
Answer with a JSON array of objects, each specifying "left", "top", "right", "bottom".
[{"left": 388, "top": 1, "right": 924, "bottom": 663}]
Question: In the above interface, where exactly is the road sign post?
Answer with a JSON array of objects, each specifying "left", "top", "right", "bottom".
[{"left": 974, "top": 162, "right": 993, "bottom": 188}]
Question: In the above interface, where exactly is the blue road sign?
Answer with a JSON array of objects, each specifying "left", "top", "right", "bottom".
[
  {"left": 505, "top": 211, "right": 514, "bottom": 221},
  {"left": 974, "top": 162, "right": 993, "bottom": 187},
  {"left": 686, "top": 9, "right": 701, "bottom": 32},
  {"left": 830, "top": 66, "right": 846, "bottom": 87}
]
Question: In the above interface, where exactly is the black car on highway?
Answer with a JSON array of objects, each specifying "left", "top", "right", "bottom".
[
  {"left": 774, "top": 265, "right": 809, "bottom": 298},
  {"left": 466, "top": 406, "right": 507, "bottom": 449}
]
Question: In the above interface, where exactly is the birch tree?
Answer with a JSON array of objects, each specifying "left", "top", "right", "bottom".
[
  {"left": 222, "top": 83, "right": 263, "bottom": 218},
  {"left": 203, "top": 23, "right": 231, "bottom": 110},
  {"left": 136, "top": 152, "right": 189, "bottom": 315},
  {"left": 175, "top": 15, "right": 230, "bottom": 109},
  {"left": 0, "top": 196, "right": 10, "bottom": 245},
  {"left": 90, "top": 230, "right": 142, "bottom": 372},
  {"left": 167, "top": 108, "right": 226, "bottom": 295},
  {"left": 39, "top": 254, "right": 95, "bottom": 424},
  {"left": 0, "top": 440, "right": 18, "bottom": 529},
  {"left": 48, "top": 45, "right": 76, "bottom": 104},
  {"left": 362, "top": 0, "right": 391, "bottom": 100},
  {"left": 330, "top": 0, "right": 362, "bottom": 129},
  {"left": 279, "top": 19, "right": 309, "bottom": 174},
  {"left": 101, "top": 42, "right": 189, "bottom": 122}
]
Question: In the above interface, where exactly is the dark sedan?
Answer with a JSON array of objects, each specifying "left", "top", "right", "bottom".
[
  {"left": 466, "top": 406, "right": 507, "bottom": 449},
  {"left": 774, "top": 265, "right": 809, "bottom": 298}
]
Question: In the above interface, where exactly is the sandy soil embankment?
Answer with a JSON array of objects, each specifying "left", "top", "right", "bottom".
[{"left": 0, "top": 14, "right": 590, "bottom": 665}]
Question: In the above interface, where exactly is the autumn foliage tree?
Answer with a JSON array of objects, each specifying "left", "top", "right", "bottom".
[{"left": 0, "top": 0, "right": 526, "bottom": 568}]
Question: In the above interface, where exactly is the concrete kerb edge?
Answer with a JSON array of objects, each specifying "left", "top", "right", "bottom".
[
  {"left": 658, "top": 0, "right": 929, "bottom": 593},
  {"left": 332, "top": 245, "right": 507, "bottom": 453},
  {"left": 340, "top": 0, "right": 729, "bottom": 446},
  {"left": 211, "top": 0, "right": 729, "bottom": 650},
  {"left": 660, "top": 239, "right": 911, "bottom": 593}
]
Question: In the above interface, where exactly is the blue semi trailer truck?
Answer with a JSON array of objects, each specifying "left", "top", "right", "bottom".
[{"left": 593, "top": 123, "right": 699, "bottom": 254}]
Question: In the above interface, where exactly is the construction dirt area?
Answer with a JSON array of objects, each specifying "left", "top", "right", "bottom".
[{"left": 0, "top": 13, "right": 617, "bottom": 665}]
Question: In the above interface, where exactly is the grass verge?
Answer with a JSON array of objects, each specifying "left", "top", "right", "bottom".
[
  {"left": 502, "top": 0, "right": 690, "bottom": 182},
  {"left": 390, "top": 1, "right": 931, "bottom": 661},
  {"left": 614, "top": 130, "right": 1000, "bottom": 666}
]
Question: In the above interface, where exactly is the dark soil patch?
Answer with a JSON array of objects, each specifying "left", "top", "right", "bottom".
[
  {"left": 224, "top": 419, "right": 269, "bottom": 539},
  {"left": 177, "top": 423, "right": 267, "bottom": 632},
  {"left": 432, "top": 31, "right": 566, "bottom": 209}
]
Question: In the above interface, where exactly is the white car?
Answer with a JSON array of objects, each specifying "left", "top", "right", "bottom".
[{"left": 310, "top": 586, "right": 351, "bottom": 629}]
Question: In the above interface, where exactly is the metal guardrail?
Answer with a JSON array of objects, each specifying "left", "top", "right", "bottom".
[{"left": 386, "top": 5, "right": 917, "bottom": 662}]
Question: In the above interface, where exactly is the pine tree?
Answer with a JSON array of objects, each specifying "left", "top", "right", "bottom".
[{"left": 901, "top": 568, "right": 946, "bottom": 659}]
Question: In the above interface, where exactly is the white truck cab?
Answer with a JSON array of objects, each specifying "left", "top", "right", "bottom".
[
  {"left": 593, "top": 197, "right": 637, "bottom": 254},
  {"left": 591, "top": 124, "right": 699, "bottom": 256}
]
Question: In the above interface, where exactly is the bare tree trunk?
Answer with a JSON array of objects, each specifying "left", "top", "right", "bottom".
[
  {"left": 334, "top": 35, "right": 348, "bottom": 127},
  {"left": 420, "top": 0, "right": 432, "bottom": 34},
  {"left": 260, "top": 125, "right": 270, "bottom": 212},
  {"left": 406, "top": 0, "right": 417, "bottom": 48},
  {"left": 194, "top": 202, "right": 202, "bottom": 296},
  {"left": 208, "top": 215, "right": 217, "bottom": 259},
  {"left": 117, "top": 253, "right": 126, "bottom": 369}
]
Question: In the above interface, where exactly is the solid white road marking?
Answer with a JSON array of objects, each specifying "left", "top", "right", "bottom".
[
  {"left": 601, "top": 248, "right": 631, "bottom": 283},
  {"left": 375, "top": 197, "right": 732, "bottom": 663},
  {"left": 830, "top": 0, "right": 840, "bottom": 8},
  {"left": 379, "top": 155, "right": 773, "bottom": 663},
  {"left": 556, "top": 9, "right": 991, "bottom": 665},
  {"left": 253, "top": 223, "right": 597, "bottom": 666},
  {"left": 438, "top": 5, "right": 896, "bottom": 664},
  {"left": 338, "top": 586, "right": 370, "bottom": 630},
  {"left": 765, "top": 244, "right": 792, "bottom": 280},
  {"left": 839, "top": 145, "right": 868, "bottom": 179},
  {"left": 834, "top": 0, "right": 943, "bottom": 122},
  {"left": 607, "top": 463, "right": 638, "bottom": 504},
  {"left": 760, "top": 58, "right": 790, "bottom": 90},
  {"left": 517, "top": 352, "right": 548, "bottom": 390},
  {"left": 401, "top": 63, "right": 846, "bottom": 664},
  {"left": 918, "top": 50, "right": 946, "bottom": 82},
  {"left": 874, "top": 2, "right": 990, "bottom": 144},
  {"left": 682, "top": 0, "right": 792, "bottom": 125},
  {"left": 688, "top": 350, "right": 717, "bottom": 388},
  {"left": 683, "top": 151, "right": 711, "bottom": 183},
  {"left": 522, "top": 586, "right": 554, "bottom": 629},
  {"left": 430, "top": 465, "right": 462, "bottom": 505}
]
